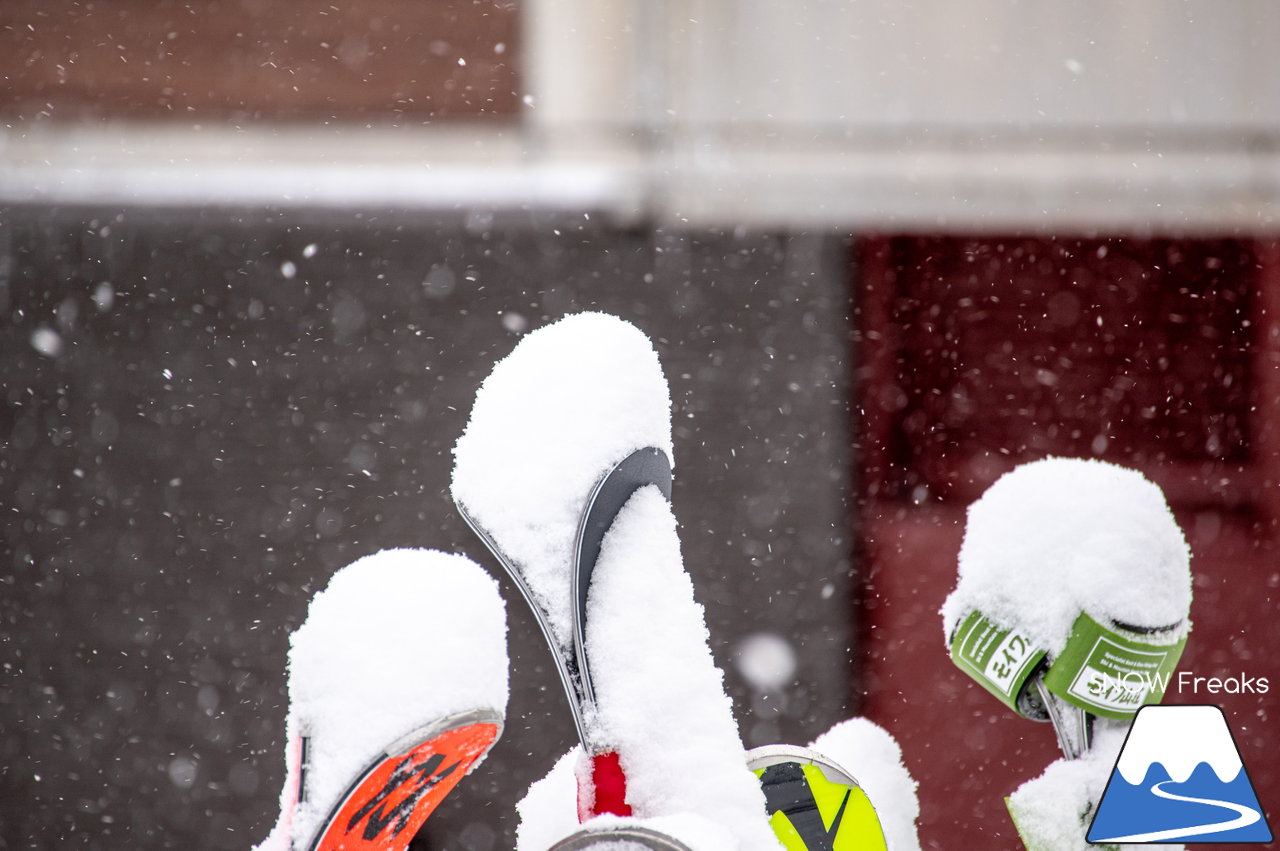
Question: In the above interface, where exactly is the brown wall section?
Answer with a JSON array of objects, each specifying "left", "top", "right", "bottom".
[{"left": 1, "top": 0, "right": 520, "bottom": 121}]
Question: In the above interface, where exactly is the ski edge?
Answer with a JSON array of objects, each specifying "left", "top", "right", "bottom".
[
  {"left": 456, "top": 499, "right": 592, "bottom": 748},
  {"left": 745, "top": 743, "right": 860, "bottom": 789},
  {"left": 570, "top": 447, "right": 674, "bottom": 716}
]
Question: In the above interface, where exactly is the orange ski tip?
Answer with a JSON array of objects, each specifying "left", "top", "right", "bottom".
[{"left": 309, "top": 718, "right": 500, "bottom": 851}]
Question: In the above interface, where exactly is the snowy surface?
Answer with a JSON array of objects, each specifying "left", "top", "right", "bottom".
[
  {"left": 254, "top": 549, "right": 508, "bottom": 850},
  {"left": 1007, "top": 723, "right": 1183, "bottom": 851},
  {"left": 809, "top": 718, "right": 920, "bottom": 851},
  {"left": 941, "top": 457, "right": 1192, "bottom": 655},
  {"left": 515, "top": 486, "right": 778, "bottom": 851},
  {"left": 585, "top": 487, "right": 778, "bottom": 850},
  {"left": 452, "top": 312, "right": 673, "bottom": 651},
  {"left": 516, "top": 750, "right": 739, "bottom": 851},
  {"left": 1117, "top": 706, "right": 1241, "bottom": 785},
  {"left": 516, "top": 750, "right": 581, "bottom": 851}
]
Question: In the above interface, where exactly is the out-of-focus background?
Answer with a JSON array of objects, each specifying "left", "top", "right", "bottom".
[{"left": 2, "top": 2, "right": 1278, "bottom": 849}]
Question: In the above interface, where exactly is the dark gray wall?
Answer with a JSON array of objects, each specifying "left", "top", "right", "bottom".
[{"left": 0, "top": 208, "right": 855, "bottom": 849}]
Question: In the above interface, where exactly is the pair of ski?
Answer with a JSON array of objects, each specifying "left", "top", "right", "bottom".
[
  {"left": 450, "top": 313, "right": 887, "bottom": 849},
  {"left": 267, "top": 313, "right": 886, "bottom": 851},
  {"left": 460, "top": 445, "right": 672, "bottom": 822}
]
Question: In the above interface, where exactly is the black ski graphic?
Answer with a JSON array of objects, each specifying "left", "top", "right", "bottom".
[
  {"left": 759, "top": 762, "right": 848, "bottom": 851},
  {"left": 346, "top": 752, "right": 459, "bottom": 840}
]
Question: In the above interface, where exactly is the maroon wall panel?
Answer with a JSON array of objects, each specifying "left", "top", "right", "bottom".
[{"left": 855, "top": 236, "right": 1280, "bottom": 849}]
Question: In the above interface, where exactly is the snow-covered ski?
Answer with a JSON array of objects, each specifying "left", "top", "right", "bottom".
[
  {"left": 941, "top": 458, "right": 1193, "bottom": 848},
  {"left": 454, "top": 445, "right": 672, "bottom": 771},
  {"left": 254, "top": 549, "right": 508, "bottom": 851},
  {"left": 943, "top": 458, "right": 1191, "bottom": 760},
  {"left": 456, "top": 445, "right": 673, "bottom": 753},
  {"left": 455, "top": 314, "right": 779, "bottom": 849},
  {"left": 451, "top": 313, "right": 675, "bottom": 809}
]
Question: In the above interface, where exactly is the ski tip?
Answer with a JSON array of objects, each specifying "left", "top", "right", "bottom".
[
  {"left": 747, "top": 743, "right": 859, "bottom": 787},
  {"left": 808, "top": 718, "right": 923, "bottom": 851},
  {"left": 450, "top": 310, "right": 674, "bottom": 513},
  {"left": 282, "top": 549, "right": 509, "bottom": 847},
  {"left": 290, "top": 548, "right": 509, "bottom": 717},
  {"left": 306, "top": 710, "right": 504, "bottom": 851},
  {"left": 750, "top": 743, "right": 889, "bottom": 851}
]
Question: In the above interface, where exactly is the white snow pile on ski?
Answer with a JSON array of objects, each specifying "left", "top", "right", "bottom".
[
  {"left": 585, "top": 486, "right": 779, "bottom": 850},
  {"left": 452, "top": 311, "right": 673, "bottom": 649},
  {"left": 810, "top": 718, "right": 921, "bottom": 851},
  {"left": 516, "top": 750, "right": 737, "bottom": 851},
  {"left": 941, "top": 457, "right": 1191, "bottom": 654},
  {"left": 515, "top": 749, "right": 579, "bottom": 851},
  {"left": 255, "top": 549, "right": 508, "bottom": 850},
  {"left": 1006, "top": 724, "right": 1183, "bottom": 851},
  {"left": 511, "top": 487, "right": 778, "bottom": 851}
]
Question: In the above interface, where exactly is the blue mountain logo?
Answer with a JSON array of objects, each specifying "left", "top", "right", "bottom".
[{"left": 1088, "top": 705, "right": 1272, "bottom": 844}]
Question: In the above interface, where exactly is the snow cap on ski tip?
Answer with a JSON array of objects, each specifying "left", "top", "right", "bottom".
[
  {"left": 941, "top": 456, "right": 1191, "bottom": 657},
  {"left": 260, "top": 548, "right": 508, "bottom": 850},
  {"left": 809, "top": 718, "right": 921, "bottom": 851},
  {"left": 451, "top": 312, "right": 674, "bottom": 647}
]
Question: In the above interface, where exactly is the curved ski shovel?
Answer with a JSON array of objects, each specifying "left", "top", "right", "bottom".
[
  {"left": 748, "top": 745, "right": 888, "bottom": 851},
  {"left": 303, "top": 709, "right": 502, "bottom": 851}
]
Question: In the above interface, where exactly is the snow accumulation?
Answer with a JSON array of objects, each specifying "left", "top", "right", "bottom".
[
  {"left": 585, "top": 487, "right": 779, "bottom": 851},
  {"left": 1007, "top": 723, "right": 1184, "bottom": 851},
  {"left": 452, "top": 312, "right": 673, "bottom": 652},
  {"left": 516, "top": 749, "right": 743, "bottom": 851},
  {"left": 521, "top": 714, "right": 922, "bottom": 851},
  {"left": 516, "top": 750, "right": 580, "bottom": 851},
  {"left": 254, "top": 549, "right": 508, "bottom": 851},
  {"left": 941, "top": 457, "right": 1192, "bottom": 655},
  {"left": 809, "top": 718, "right": 921, "bottom": 851},
  {"left": 473, "top": 313, "right": 772, "bottom": 849}
]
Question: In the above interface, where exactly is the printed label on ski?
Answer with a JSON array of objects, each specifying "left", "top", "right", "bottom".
[
  {"left": 309, "top": 721, "right": 499, "bottom": 851},
  {"left": 1042, "top": 613, "right": 1186, "bottom": 720},
  {"left": 950, "top": 610, "right": 1046, "bottom": 714}
]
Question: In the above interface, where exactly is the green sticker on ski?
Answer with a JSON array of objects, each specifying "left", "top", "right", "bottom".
[
  {"left": 1041, "top": 612, "right": 1187, "bottom": 720},
  {"left": 950, "top": 611, "right": 1046, "bottom": 714}
]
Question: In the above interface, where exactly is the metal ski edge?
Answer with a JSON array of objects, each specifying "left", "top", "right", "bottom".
[
  {"left": 570, "top": 448, "right": 674, "bottom": 717},
  {"left": 745, "top": 743, "right": 861, "bottom": 789},
  {"left": 302, "top": 707, "right": 505, "bottom": 851},
  {"left": 1033, "top": 675, "right": 1093, "bottom": 760},
  {"left": 547, "top": 825, "right": 695, "bottom": 851},
  {"left": 456, "top": 499, "right": 592, "bottom": 748}
]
